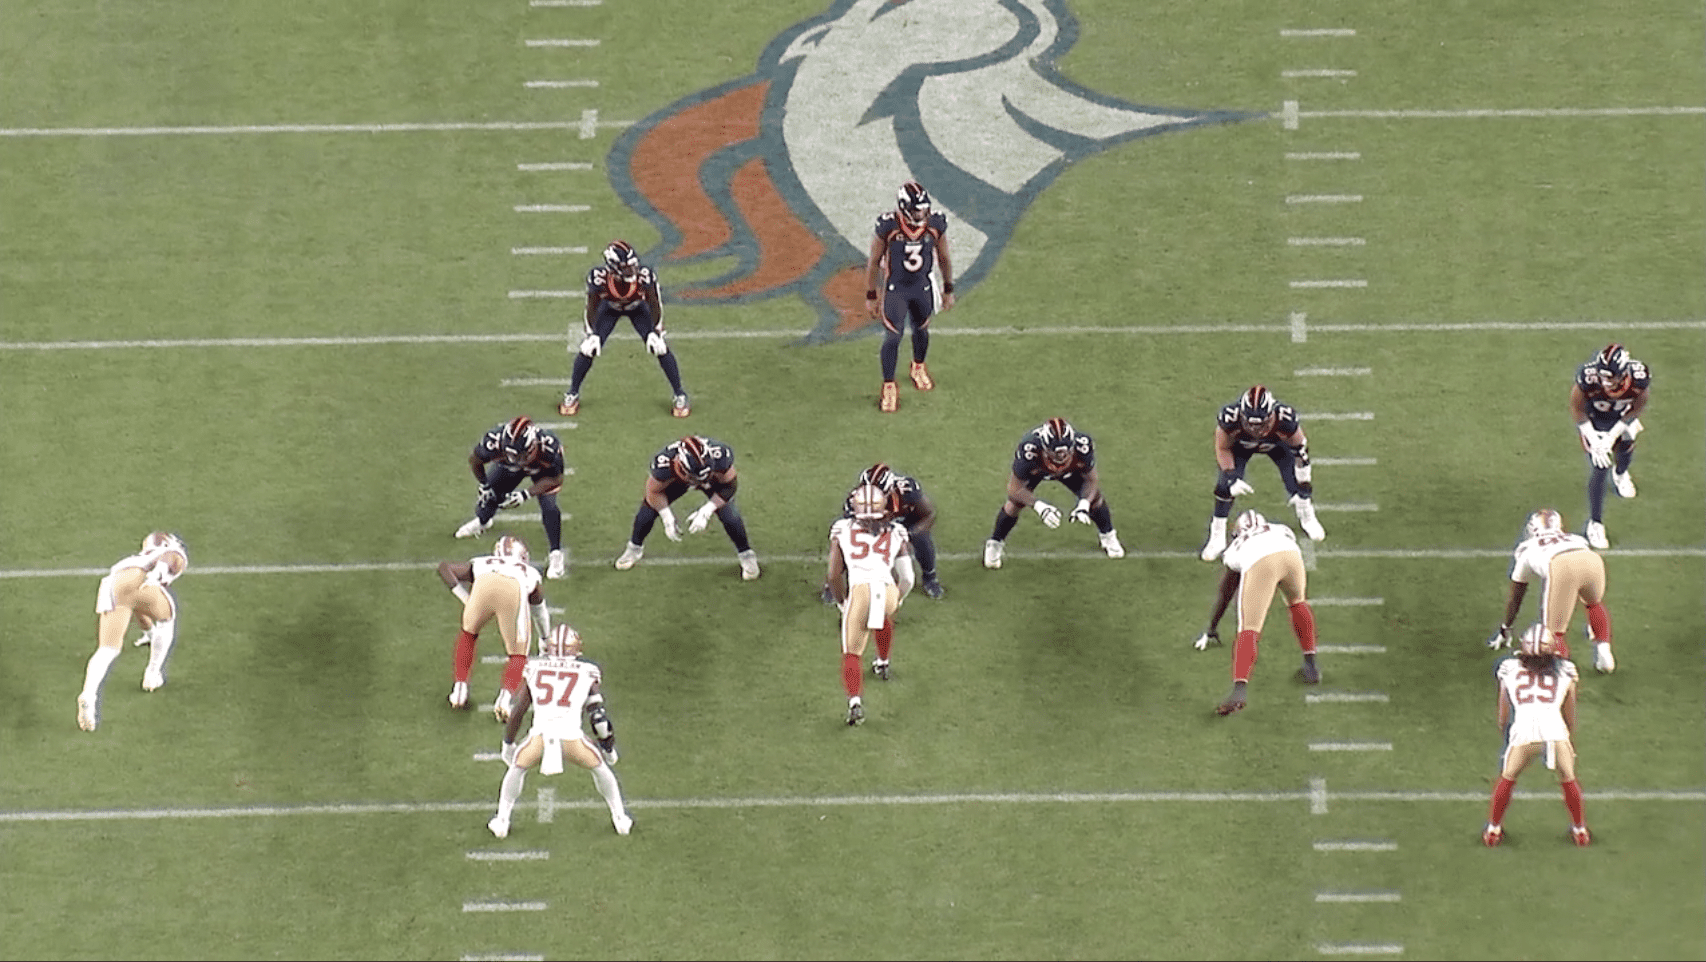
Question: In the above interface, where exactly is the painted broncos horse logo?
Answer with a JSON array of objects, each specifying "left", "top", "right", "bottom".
[{"left": 607, "top": 0, "right": 1254, "bottom": 341}]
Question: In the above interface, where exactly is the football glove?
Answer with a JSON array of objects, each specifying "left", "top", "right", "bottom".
[
  {"left": 659, "top": 506, "right": 682, "bottom": 542},
  {"left": 1070, "top": 498, "right": 1093, "bottom": 525},
  {"left": 1620, "top": 417, "right": 1644, "bottom": 441},
  {"left": 644, "top": 331, "right": 668, "bottom": 356},
  {"left": 476, "top": 485, "right": 497, "bottom": 510},
  {"left": 1487, "top": 624, "right": 1512, "bottom": 650},
  {"left": 500, "top": 488, "right": 530, "bottom": 509},
  {"left": 1193, "top": 628, "right": 1221, "bottom": 651},
  {"left": 1033, "top": 500, "right": 1062, "bottom": 528},
  {"left": 688, "top": 502, "right": 717, "bottom": 534},
  {"left": 1229, "top": 479, "right": 1255, "bottom": 497},
  {"left": 588, "top": 704, "right": 618, "bottom": 762},
  {"left": 500, "top": 740, "right": 518, "bottom": 766},
  {"left": 577, "top": 333, "right": 602, "bottom": 358}
]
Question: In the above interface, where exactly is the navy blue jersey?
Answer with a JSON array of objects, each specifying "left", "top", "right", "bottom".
[
  {"left": 649, "top": 437, "right": 735, "bottom": 491},
  {"left": 1217, "top": 399, "right": 1302, "bottom": 455},
  {"left": 585, "top": 263, "right": 661, "bottom": 314},
  {"left": 1575, "top": 356, "right": 1650, "bottom": 426},
  {"left": 1012, "top": 428, "right": 1096, "bottom": 484},
  {"left": 473, "top": 425, "right": 566, "bottom": 480},
  {"left": 873, "top": 211, "right": 949, "bottom": 290}
]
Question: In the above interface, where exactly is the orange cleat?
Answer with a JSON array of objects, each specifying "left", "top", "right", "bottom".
[
  {"left": 910, "top": 361, "right": 934, "bottom": 391},
  {"left": 879, "top": 381, "right": 899, "bottom": 413},
  {"left": 558, "top": 392, "right": 580, "bottom": 416}
]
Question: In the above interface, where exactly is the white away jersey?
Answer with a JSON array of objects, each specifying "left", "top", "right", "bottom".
[
  {"left": 1497, "top": 657, "right": 1578, "bottom": 746},
  {"left": 1509, "top": 531, "right": 1594, "bottom": 584},
  {"left": 829, "top": 518, "right": 910, "bottom": 586},
  {"left": 522, "top": 655, "right": 602, "bottom": 737},
  {"left": 1221, "top": 522, "right": 1300, "bottom": 573}
]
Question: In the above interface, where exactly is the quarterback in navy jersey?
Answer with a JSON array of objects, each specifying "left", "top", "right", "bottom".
[
  {"left": 1199, "top": 385, "right": 1324, "bottom": 562},
  {"left": 865, "top": 182, "right": 955, "bottom": 413},
  {"left": 982, "top": 418, "right": 1123, "bottom": 569},
  {"left": 821, "top": 463, "right": 944, "bottom": 602},
  {"left": 614, "top": 436, "right": 760, "bottom": 581},
  {"left": 1569, "top": 343, "right": 1651, "bottom": 549},
  {"left": 559, "top": 240, "right": 691, "bottom": 419},
  {"left": 454, "top": 417, "right": 569, "bottom": 578}
]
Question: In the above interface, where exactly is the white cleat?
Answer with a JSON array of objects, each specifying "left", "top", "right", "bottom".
[
  {"left": 454, "top": 517, "right": 491, "bottom": 539},
  {"left": 487, "top": 814, "right": 510, "bottom": 839},
  {"left": 614, "top": 543, "right": 644, "bottom": 571},
  {"left": 546, "top": 549, "right": 566, "bottom": 579},
  {"left": 1585, "top": 521, "right": 1609, "bottom": 550},
  {"left": 983, "top": 539, "right": 1004, "bottom": 569},
  {"left": 1594, "top": 641, "right": 1617, "bottom": 674},
  {"left": 76, "top": 695, "right": 99, "bottom": 732},
  {"left": 1099, "top": 530, "right": 1125, "bottom": 559},
  {"left": 612, "top": 812, "right": 634, "bottom": 836},
  {"left": 142, "top": 668, "right": 165, "bottom": 692},
  {"left": 448, "top": 681, "right": 470, "bottom": 710},
  {"left": 1200, "top": 517, "right": 1228, "bottom": 561},
  {"left": 1290, "top": 494, "right": 1326, "bottom": 542},
  {"left": 738, "top": 550, "right": 761, "bottom": 581},
  {"left": 1612, "top": 471, "right": 1637, "bottom": 499}
]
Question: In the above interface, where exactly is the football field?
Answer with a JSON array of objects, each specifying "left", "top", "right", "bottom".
[{"left": 2, "top": 1, "right": 1703, "bottom": 959}]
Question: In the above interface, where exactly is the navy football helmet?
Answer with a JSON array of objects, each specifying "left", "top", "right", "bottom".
[
  {"left": 499, "top": 416, "right": 540, "bottom": 466},
  {"left": 1236, "top": 385, "right": 1279, "bottom": 436},
  {"left": 1037, "top": 417, "right": 1077, "bottom": 471},
  {"left": 671, "top": 436, "right": 713, "bottom": 484},
  {"left": 603, "top": 240, "right": 639, "bottom": 279},
  {"left": 860, "top": 462, "right": 896, "bottom": 492},
  {"left": 897, "top": 181, "right": 931, "bottom": 226},
  {"left": 1594, "top": 343, "right": 1633, "bottom": 397}
]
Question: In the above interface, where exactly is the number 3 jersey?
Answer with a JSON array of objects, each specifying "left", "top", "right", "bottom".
[
  {"left": 521, "top": 655, "right": 601, "bottom": 738},
  {"left": 829, "top": 517, "right": 911, "bottom": 586},
  {"left": 1497, "top": 657, "right": 1579, "bottom": 746}
]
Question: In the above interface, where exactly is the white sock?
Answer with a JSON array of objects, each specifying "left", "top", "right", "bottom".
[
  {"left": 81, "top": 647, "right": 121, "bottom": 700},
  {"left": 145, "top": 619, "right": 177, "bottom": 675},
  {"left": 590, "top": 760, "right": 626, "bottom": 818},
  {"left": 497, "top": 765, "right": 527, "bottom": 819}
]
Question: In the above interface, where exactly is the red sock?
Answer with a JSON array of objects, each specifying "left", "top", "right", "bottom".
[
  {"left": 1586, "top": 603, "right": 1611, "bottom": 644},
  {"left": 1551, "top": 630, "right": 1571, "bottom": 660},
  {"left": 1561, "top": 779, "right": 1586, "bottom": 826},
  {"left": 502, "top": 653, "right": 527, "bottom": 695},
  {"left": 874, "top": 621, "right": 893, "bottom": 660},
  {"left": 1288, "top": 602, "right": 1317, "bottom": 653},
  {"left": 841, "top": 653, "right": 862, "bottom": 698},
  {"left": 1488, "top": 776, "right": 1516, "bottom": 825},
  {"left": 1233, "top": 630, "right": 1260, "bottom": 683},
  {"left": 453, "top": 631, "right": 478, "bottom": 683}
]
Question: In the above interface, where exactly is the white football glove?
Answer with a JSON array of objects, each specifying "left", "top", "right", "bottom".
[
  {"left": 644, "top": 331, "right": 667, "bottom": 356},
  {"left": 1033, "top": 500, "right": 1062, "bottom": 528},
  {"left": 577, "top": 333, "right": 602, "bottom": 357},
  {"left": 688, "top": 502, "right": 717, "bottom": 534},
  {"left": 1620, "top": 417, "right": 1643, "bottom": 441},
  {"left": 1486, "top": 624, "right": 1512, "bottom": 650},
  {"left": 659, "top": 506, "right": 682, "bottom": 542},
  {"left": 500, "top": 488, "right": 530, "bottom": 509},
  {"left": 1070, "top": 498, "right": 1093, "bottom": 525},
  {"left": 1587, "top": 436, "right": 1612, "bottom": 469},
  {"left": 1229, "top": 479, "right": 1255, "bottom": 497},
  {"left": 500, "top": 740, "right": 518, "bottom": 766},
  {"left": 1193, "top": 628, "right": 1221, "bottom": 651}
]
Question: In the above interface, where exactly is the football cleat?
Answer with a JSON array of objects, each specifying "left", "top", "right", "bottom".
[
  {"left": 448, "top": 681, "right": 470, "bottom": 710},
  {"left": 1290, "top": 494, "right": 1326, "bottom": 542},
  {"left": 455, "top": 517, "right": 491, "bottom": 539},
  {"left": 1299, "top": 656, "right": 1321, "bottom": 685},
  {"left": 487, "top": 814, "right": 511, "bottom": 839},
  {"left": 1482, "top": 824, "right": 1503, "bottom": 847},
  {"left": 672, "top": 393, "right": 691, "bottom": 418},
  {"left": 1215, "top": 682, "right": 1248, "bottom": 716},
  {"left": 1099, "top": 530, "right": 1125, "bottom": 559},
  {"left": 1584, "top": 521, "right": 1609, "bottom": 550},
  {"left": 142, "top": 667, "right": 165, "bottom": 692},
  {"left": 76, "top": 696, "right": 98, "bottom": 732},
  {"left": 879, "top": 381, "right": 899, "bottom": 413},
  {"left": 1200, "top": 517, "right": 1228, "bottom": 561},
  {"left": 1611, "top": 470, "right": 1636, "bottom": 499},
  {"left": 1593, "top": 641, "right": 1616, "bottom": 674},
  {"left": 546, "top": 549, "right": 566, "bottom": 580},
  {"left": 846, "top": 701, "right": 865, "bottom": 726},
  {"left": 872, "top": 659, "right": 892, "bottom": 681},
  {"left": 921, "top": 577, "right": 944, "bottom": 600},
  {"left": 614, "top": 543, "right": 644, "bottom": 570},
  {"left": 909, "top": 361, "right": 934, "bottom": 391},
  {"left": 558, "top": 392, "right": 580, "bottom": 417},
  {"left": 820, "top": 583, "right": 837, "bottom": 606},
  {"left": 983, "top": 538, "right": 1004, "bottom": 569},
  {"left": 612, "top": 812, "right": 634, "bottom": 836},
  {"left": 1572, "top": 826, "right": 1592, "bottom": 847},
  {"left": 738, "top": 549, "right": 761, "bottom": 581}
]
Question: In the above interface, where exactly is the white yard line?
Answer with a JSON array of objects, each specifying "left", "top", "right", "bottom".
[{"left": 0, "top": 120, "right": 635, "bottom": 137}]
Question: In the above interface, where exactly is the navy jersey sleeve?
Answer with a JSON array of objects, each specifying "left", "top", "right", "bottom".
[
  {"left": 472, "top": 427, "right": 504, "bottom": 463},
  {"left": 1011, "top": 434, "right": 1044, "bottom": 480},
  {"left": 1216, "top": 404, "right": 1241, "bottom": 432},
  {"left": 585, "top": 266, "right": 605, "bottom": 297},
  {"left": 1075, "top": 433, "right": 1097, "bottom": 471},
  {"left": 648, "top": 445, "right": 676, "bottom": 483},
  {"left": 703, "top": 438, "right": 736, "bottom": 475},
  {"left": 1274, "top": 405, "right": 1301, "bottom": 437},
  {"left": 532, "top": 433, "right": 566, "bottom": 478},
  {"left": 873, "top": 212, "right": 899, "bottom": 240}
]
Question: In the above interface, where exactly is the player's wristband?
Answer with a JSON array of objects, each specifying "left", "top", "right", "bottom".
[
  {"left": 942, "top": 281, "right": 954, "bottom": 294},
  {"left": 865, "top": 290, "right": 877, "bottom": 300}
]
